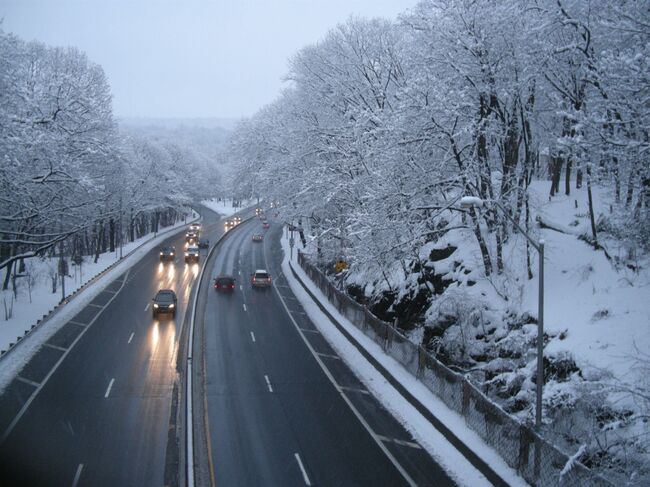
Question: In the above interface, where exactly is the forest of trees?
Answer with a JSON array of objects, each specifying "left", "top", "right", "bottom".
[
  {"left": 0, "top": 29, "right": 221, "bottom": 290},
  {"left": 225, "top": 1, "right": 650, "bottom": 482},
  {"left": 227, "top": 0, "right": 649, "bottom": 275}
]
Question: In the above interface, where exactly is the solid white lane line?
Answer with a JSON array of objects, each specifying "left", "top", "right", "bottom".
[
  {"left": 376, "top": 435, "right": 423, "bottom": 449},
  {"left": 339, "top": 386, "right": 370, "bottom": 395},
  {"left": 250, "top": 331, "right": 256, "bottom": 343},
  {"left": 128, "top": 332, "right": 134, "bottom": 344},
  {"left": 243, "top": 303, "right": 247, "bottom": 312},
  {"left": 43, "top": 342, "right": 67, "bottom": 352},
  {"left": 299, "top": 328, "right": 320, "bottom": 334},
  {"left": 264, "top": 375, "right": 273, "bottom": 393},
  {"left": 294, "top": 453, "right": 312, "bottom": 486},
  {"left": 104, "top": 378, "right": 115, "bottom": 398},
  {"left": 316, "top": 352, "right": 341, "bottom": 360},
  {"left": 16, "top": 376, "right": 40, "bottom": 387},
  {"left": 144, "top": 303, "right": 150, "bottom": 312},
  {"left": 71, "top": 463, "right": 84, "bottom": 487}
]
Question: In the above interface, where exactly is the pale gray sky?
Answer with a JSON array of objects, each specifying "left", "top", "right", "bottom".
[{"left": 0, "top": 0, "right": 417, "bottom": 118}]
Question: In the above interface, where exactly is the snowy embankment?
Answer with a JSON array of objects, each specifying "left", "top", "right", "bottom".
[
  {"left": 0, "top": 210, "right": 198, "bottom": 391},
  {"left": 201, "top": 198, "right": 252, "bottom": 217},
  {"left": 340, "top": 179, "right": 648, "bottom": 482},
  {"left": 280, "top": 233, "right": 528, "bottom": 487}
]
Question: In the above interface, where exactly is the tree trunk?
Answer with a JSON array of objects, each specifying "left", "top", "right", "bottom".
[
  {"left": 587, "top": 166, "right": 598, "bottom": 246},
  {"left": 470, "top": 208, "right": 492, "bottom": 276},
  {"left": 109, "top": 218, "right": 115, "bottom": 252},
  {"left": 565, "top": 158, "right": 572, "bottom": 195}
]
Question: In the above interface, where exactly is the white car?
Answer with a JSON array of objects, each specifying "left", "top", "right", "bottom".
[{"left": 184, "top": 245, "right": 200, "bottom": 263}]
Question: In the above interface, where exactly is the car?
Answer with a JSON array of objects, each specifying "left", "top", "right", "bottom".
[
  {"left": 185, "top": 245, "right": 200, "bottom": 263},
  {"left": 262, "top": 222, "right": 270, "bottom": 229},
  {"left": 198, "top": 238, "right": 209, "bottom": 249},
  {"left": 233, "top": 216, "right": 242, "bottom": 225},
  {"left": 189, "top": 223, "right": 202, "bottom": 233},
  {"left": 214, "top": 275, "right": 236, "bottom": 291},
  {"left": 224, "top": 219, "right": 235, "bottom": 231},
  {"left": 255, "top": 207, "right": 262, "bottom": 216},
  {"left": 251, "top": 269, "right": 272, "bottom": 289},
  {"left": 152, "top": 289, "right": 177, "bottom": 317},
  {"left": 252, "top": 234, "right": 264, "bottom": 242},
  {"left": 185, "top": 231, "right": 198, "bottom": 244},
  {"left": 159, "top": 246, "right": 175, "bottom": 261}
]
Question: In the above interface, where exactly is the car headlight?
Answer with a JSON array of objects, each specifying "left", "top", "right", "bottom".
[
  {"left": 160, "top": 252, "right": 163, "bottom": 255},
  {"left": 171, "top": 252, "right": 174, "bottom": 256},
  {"left": 169, "top": 303, "right": 175, "bottom": 308},
  {"left": 185, "top": 252, "right": 189, "bottom": 256},
  {"left": 153, "top": 303, "right": 159, "bottom": 308}
]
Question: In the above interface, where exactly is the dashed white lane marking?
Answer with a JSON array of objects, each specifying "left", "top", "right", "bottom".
[
  {"left": 144, "top": 303, "right": 150, "bottom": 312},
  {"left": 87, "top": 303, "right": 104, "bottom": 309},
  {"left": 250, "top": 332, "right": 256, "bottom": 343},
  {"left": 128, "top": 332, "right": 134, "bottom": 344},
  {"left": 299, "top": 328, "right": 320, "bottom": 334},
  {"left": 243, "top": 303, "right": 247, "bottom": 312},
  {"left": 16, "top": 376, "right": 40, "bottom": 387},
  {"left": 71, "top": 463, "right": 84, "bottom": 487},
  {"left": 294, "top": 453, "right": 312, "bottom": 486},
  {"left": 376, "top": 435, "right": 423, "bottom": 449},
  {"left": 238, "top": 270, "right": 241, "bottom": 276},
  {"left": 68, "top": 320, "right": 88, "bottom": 327},
  {"left": 339, "top": 386, "right": 370, "bottom": 395},
  {"left": 104, "top": 378, "right": 115, "bottom": 398},
  {"left": 264, "top": 375, "right": 273, "bottom": 393},
  {"left": 316, "top": 352, "right": 340, "bottom": 360},
  {"left": 240, "top": 285, "right": 243, "bottom": 291},
  {"left": 43, "top": 342, "right": 67, "bottom": 352}
]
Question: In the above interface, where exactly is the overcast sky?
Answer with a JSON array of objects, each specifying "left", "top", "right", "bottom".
[{"left": 0, "top": 0, "right": 417, "bottom": 119}]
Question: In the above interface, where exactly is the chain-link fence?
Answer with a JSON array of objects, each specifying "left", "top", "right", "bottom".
[{"left": 297, "top": 252, "right": 611, "bottom": 487}]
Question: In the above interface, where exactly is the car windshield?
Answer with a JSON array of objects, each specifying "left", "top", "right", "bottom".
[
  {"left": 255, "top": 272, "right": 269, "bottom": 279},
  {"left": 155, "top": 292, "right": 175, "bottom": 303}
]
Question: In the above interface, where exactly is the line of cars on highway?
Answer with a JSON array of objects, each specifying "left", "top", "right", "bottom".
[
  {"left": 153, "top": 212, "right": 275, "bottom": 318},
  {"left": 153, "top": 222, "right": 206, "bottom": 318}
]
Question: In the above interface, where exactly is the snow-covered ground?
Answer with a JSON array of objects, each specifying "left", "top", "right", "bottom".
[
  {"left": 279, "top": 232, "right": 529, "bottom": 487},
  {"left": 201, "top": 198, "right": 252, "bottom": 217}
]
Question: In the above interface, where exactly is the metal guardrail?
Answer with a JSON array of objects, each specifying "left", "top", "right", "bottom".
[{"left": 296, "top": 251, "right": 612, "bottom": 487}]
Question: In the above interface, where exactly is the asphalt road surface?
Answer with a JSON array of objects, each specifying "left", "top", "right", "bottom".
[
  {"left": 0, "top": 206, "right": 233, "bottom": 486},
  {"left": 194, "top": 215, "right": 458, "bottom": 487}
]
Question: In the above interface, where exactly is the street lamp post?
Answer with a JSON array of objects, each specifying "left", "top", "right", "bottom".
[{"left": 460, "top": 196, "right": 545, "bottom": 430}]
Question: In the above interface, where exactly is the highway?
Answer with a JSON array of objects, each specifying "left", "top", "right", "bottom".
[
  {"left": 0, "top": 205, "right": 462, "bottom": 486},
  {"left": 192, "top": 215, "right": 457, "bottom": 486},
  {"left": 0, "top": 207, "right": 232, "bottom": 486}
]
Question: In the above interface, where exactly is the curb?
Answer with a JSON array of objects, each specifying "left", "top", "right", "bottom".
[
  {"left": 0, "top": 213, "right": 200, "bottom": 360},
  {"left": 287, "top": 258, "right": 511, "bottom": 487}
]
